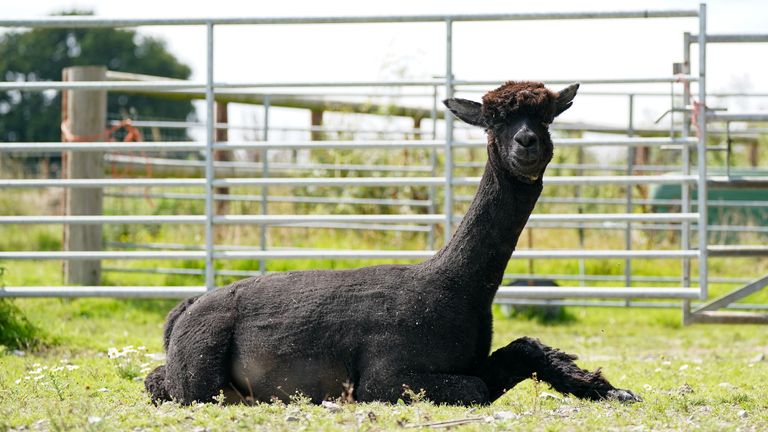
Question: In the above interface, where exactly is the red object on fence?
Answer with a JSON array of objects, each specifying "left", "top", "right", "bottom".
[{"left": 61, "top": 118, "right": 155, "bottom": 205}]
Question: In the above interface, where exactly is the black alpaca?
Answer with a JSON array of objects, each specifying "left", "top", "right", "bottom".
[{"left": 146, "top": 81, "right": 640, "bottom": 405}]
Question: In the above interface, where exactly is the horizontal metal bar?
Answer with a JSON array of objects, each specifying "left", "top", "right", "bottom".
[
  {"left": 456, "top": 77, "right": 698, "bottom": 86},
  {"left": 0, "top": 212, "right": 687, "bottom": 226},
  {"left": 112, "top": 119, "right": 428, "bottom": 134},
  {"left": 457, "top": 162, "right": 681, "bottom": 172},
  {"left": 529, "top": 196, "right": 768, "bottom": 209},
  {"left": 106, "top": 189, "right": 768, "bottom": 210},
  {"left": 450, "top": 137, "right": 694, "bottom": 148},
  {"left": 502, "top": 273, "right": 751, "bottom": 285},
  {"left": 0, "top": 249, "right": 696, "bottom": 261},
  {"left": 1, "top": 142, "right": 204, "bottom": 152},
  {"left": 454, "top": 175, "right": 698, "bottom": 186},
  {"left": 0, "top": 286, "right": 205, "bottom": 298},
  {"left": 99, "top": 266, "right": 751, "bottom": 286},
  {"left": 0, "top": 251, "right": 205, "bottom": 260},
  {"left": 215, "top": 215, "right": 445, "bottom": 224},
  {"left": 708, "top": 176, "right": 768, "bottom": 188},
  {"left": 0, "top": 179, "right": 205, "bottom": 188},
  {"left": 0, "top": 75, "right": 700, "bottom": 93},
  {"left": 216, "top": 140, "right": 444, "bottom": 150},
  {"left": 525, "top": 221, "right": 768, "bottom": 234},
  {"left": 106, "top": 154, "right": 433, "bottom": 174},
  {"left": 213, "top": 250, "right": 432, "bottom": 260},
  {"left": 707, "top": 113, "right": 768, "bottom": 122},
  {"left": 528, "top": 213, "right": 698, "bottom": 223},
  {"left": 552, "top": 137, "right": 697, "bottom": 147},
  {"left": 0, "top": 175, "right": 699, "bottom": 189},
  {"left": 0, "top": 79, "right": 451, "bottom": 92},
  {"left": 495, "top": 299, "right": 768, "bottom": 311},
  {"left": 0, "top": 215, "right": 204, "bottom": 225},
  {"left": 0, "top": 81, "right": 208, "bottom": 91},
  {"left": 213, "top": 177, "right": 446, "bottom": 187},
  {"left": 708, "top": 245, "right": 768, "bottom": 257},
  {"left": 106, "top": 191, "right": 434, "bottom": 207},
  {"left": 211, "top": 249, "right": 698, "bottom": 260},
  {"left": 1, "top": 137, "right": 697, "bottom": 153},
  {"left": 496, "top": 287, "right": 701, "bottom": 299},
  {"left": 264, "top": 222, "right": 433, "bottom": 232},
  {"left": 0, "top": 10, "right": 698, "bottom": 29},
  {"left": 690, "top": 34, "right": 768, "bottom": 43},
  {"left": 0, "top": 214, "right": 708, "bottom": 228},
  {"left": 0, "top": 286, "right": 701, "bottom": 300}
]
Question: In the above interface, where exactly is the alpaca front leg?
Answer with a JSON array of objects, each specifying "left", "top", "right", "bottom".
[
  {"left": 356, "top": 371, "right": 490, "bottom": 405},
  {"left": 477, "top": 336, "right": 641, "bottom": 402}
]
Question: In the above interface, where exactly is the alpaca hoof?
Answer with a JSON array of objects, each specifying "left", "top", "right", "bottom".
[{"left": 606, "top": 389, "right": 642, "bottom": 403}]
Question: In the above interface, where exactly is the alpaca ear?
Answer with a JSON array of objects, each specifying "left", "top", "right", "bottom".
[
  {"left": 554, "top": 83, "right": 580, "bottom": 117},
  {"left": 443, "top": 98, "right": 485, "bottom": 127}
]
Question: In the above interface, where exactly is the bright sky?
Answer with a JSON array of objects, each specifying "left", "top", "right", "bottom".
[{"left": 5, "top": 0, "right": 768, "bottom": 134}]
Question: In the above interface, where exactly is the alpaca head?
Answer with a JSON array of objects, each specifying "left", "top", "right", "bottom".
[{"left": 444, "top": 81, "right": 579, "bottom": 183}]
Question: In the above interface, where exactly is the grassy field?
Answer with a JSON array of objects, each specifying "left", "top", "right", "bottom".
[
  {"left": 1, "top": 143, "right": 767, "bottom": 430},
  {"left": 1, "top": 298, "right": 767, "bottom": 431}
]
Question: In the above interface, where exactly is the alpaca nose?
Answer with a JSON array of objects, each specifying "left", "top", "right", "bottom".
[{"left": 514, "top": 128, "right": 539, "bottom": 148}]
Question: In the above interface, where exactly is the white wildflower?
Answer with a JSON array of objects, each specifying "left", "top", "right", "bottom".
[
  {"left": 66, "top": 365, "right": 80, "bottom": 371},
  {"left": 679, "top": 364, "right": 689, "bottom": 371}
]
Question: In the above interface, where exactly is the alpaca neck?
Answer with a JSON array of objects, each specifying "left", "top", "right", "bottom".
[{"left": 425, "top": 151, "right": 543, "bottom": 306}]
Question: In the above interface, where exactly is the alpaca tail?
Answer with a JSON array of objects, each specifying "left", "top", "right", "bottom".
[
  {"left": 163, "top": 295, "right": 201, "bottom": 351},
  {"left": 146, "top": 295, "right": 201, "bottom": 404},
  {"left": 145, "top": 365, "right": 171, "bottom": 405}
]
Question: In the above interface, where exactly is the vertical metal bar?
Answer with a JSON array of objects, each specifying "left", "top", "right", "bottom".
[
  {"left": 576, "top": 147, "right": 585, "bottom": 287},
  {"left": 725, "top": 121, "right": 732, "bottom": 178},
  {"left": 697, "top": 3, "right": 708, "bottom": 300},
  {"left": 429, "top": 85, "right": 438, "bottom": 251},
  {"left": 625, "top": 94, "right": 635, "bottom": 292},
  {"left": 444, "top": 19, "right": 454, "bottom": 245},
  {"left": 681, "top": 32, "right": 692, "bottom": 322},
  {"left": 204, "top": 22, "right": 216, "bottom": 290},
  {"left": 260, "top": 95, "right": 270, "bottom": 274}
]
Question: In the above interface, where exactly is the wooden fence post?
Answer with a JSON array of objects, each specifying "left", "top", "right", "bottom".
[
  {"left": 311, "top": 109, "right": 324, "bottom": 141},
  {"left": 214, "top": 101, "right": 230, "bottom": 215},
  {"left": 62, "top": 66, "right": 106, "bottom": 286}
]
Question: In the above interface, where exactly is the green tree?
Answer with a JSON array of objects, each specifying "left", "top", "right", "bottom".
[{"left": 0, "top": 11, "right": 194, "bottom": 142}]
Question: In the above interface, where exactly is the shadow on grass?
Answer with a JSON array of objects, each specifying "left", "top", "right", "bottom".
[
  {"left": 498, "top": 304, "right": 578, "bottom": 325},
  {"left": 0, "top": 299, "right": 46, "bottom": 350}
]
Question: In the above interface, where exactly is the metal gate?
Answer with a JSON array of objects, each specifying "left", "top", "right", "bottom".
[{"left": 0, "top": 7, "right": 722, "bottom": 313}]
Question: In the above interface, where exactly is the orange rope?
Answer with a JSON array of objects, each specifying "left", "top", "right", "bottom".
[
  {"left": 691, "top": 100, "right": 705, "bottom": 139},
  {"left": 61, "top": 118, "right": 154, "bottom": 207}
]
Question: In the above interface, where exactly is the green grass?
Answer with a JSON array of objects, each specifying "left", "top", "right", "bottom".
[
  {"left": 2, "top": 152, "right": 768, "bottom": 430},
  {"left": 1, "top": 299, "right": 766, "bottom": 431}
]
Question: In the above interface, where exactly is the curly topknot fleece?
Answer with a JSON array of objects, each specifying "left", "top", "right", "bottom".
[{"left": 481, "top": 81, "right": 559, "bottom": 124}]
